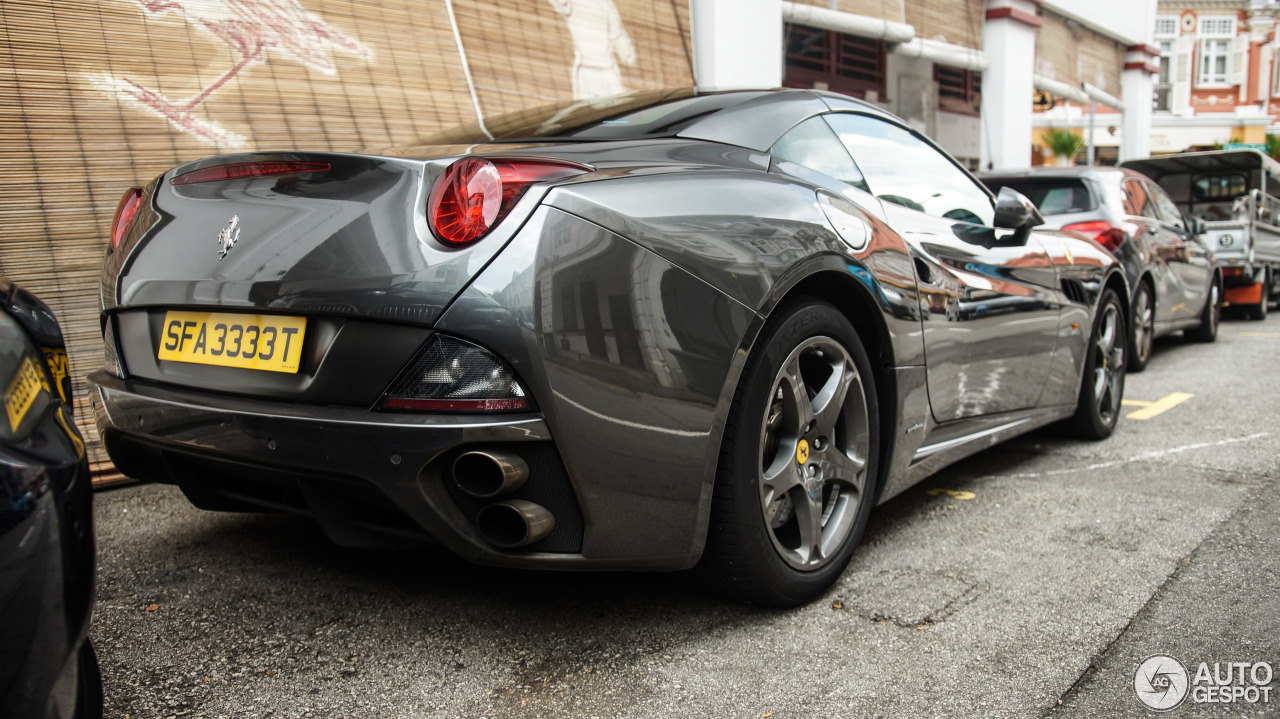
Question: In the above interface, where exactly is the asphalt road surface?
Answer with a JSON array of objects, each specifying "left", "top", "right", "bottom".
[{"left": 91, "top": 311, "right": 1280, "bottom": 718}]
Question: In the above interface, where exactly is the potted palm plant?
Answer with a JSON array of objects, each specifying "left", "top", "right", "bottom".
[{"left": 1042, "top": 128, "right": 1084, "bottom": 166}]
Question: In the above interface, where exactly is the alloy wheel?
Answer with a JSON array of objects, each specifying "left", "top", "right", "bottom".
[
  {"left": 758, "top": 336, "right": 870, "bottom": 571},
  {"left": 1092, "top": 301, "right": 1125, "bottom": 425}
]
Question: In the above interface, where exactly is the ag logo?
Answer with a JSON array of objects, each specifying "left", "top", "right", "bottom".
[
  {"left": 217, "top": 215, "right": 241, "bottom": 260},
  {"left": 796, "top": 439, "right": 810, "bottom": 465},
  {"left": 1135, "top": 654, "right": 1190, "bottom": 711},
  {"left": 1219, "top": 234, "right": 1234, "bottom": 248}
]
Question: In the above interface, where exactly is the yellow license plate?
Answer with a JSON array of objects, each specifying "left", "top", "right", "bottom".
[{"left": 157, "top": 311, "right": 306, "bottom": 373}]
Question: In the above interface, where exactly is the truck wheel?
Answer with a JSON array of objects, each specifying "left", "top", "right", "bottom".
[{"left": 1246, "top": 271, "right": 1269, "bottom": 321}]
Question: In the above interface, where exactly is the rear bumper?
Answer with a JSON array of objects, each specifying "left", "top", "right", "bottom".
[{"left": 88, "top": 371, "right": 694, "bottom": 570}]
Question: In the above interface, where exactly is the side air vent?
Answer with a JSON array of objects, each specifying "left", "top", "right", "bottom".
[{"left": 1060, "top": 277, "right": 1088, "bottom": 305}]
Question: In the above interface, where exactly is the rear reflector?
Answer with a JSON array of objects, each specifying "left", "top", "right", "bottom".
[
  {"left": 111, "top": 187, "right": 142, "bottom": 250},
  {"left": 379, "top": 335, "right": 533, "bottom": 413},
  {"left": 1062, "top": 220, "right": 1128, "bottom": 253},
  {"left": 170, "top": 161, "right": 331, "bottom": 185}
]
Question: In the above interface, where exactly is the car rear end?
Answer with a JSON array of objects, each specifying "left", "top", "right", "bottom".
[
  {"left": 93, "top": 150, "right": 603, "bottom": 556},
  {"left": 979, "top": 168, "right": 1143, "bottom": 288}
]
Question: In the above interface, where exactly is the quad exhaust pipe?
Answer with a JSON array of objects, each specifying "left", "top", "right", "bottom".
[
  {"left": 452, "top": 449, "right": 528, "bottom": 498},
  {"left": 476, "top": 500, "right": 556, "bottom": 548}
]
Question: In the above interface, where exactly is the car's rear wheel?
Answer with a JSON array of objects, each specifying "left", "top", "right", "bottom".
[
  {"left": 702, "top": 298, "right": 878, "bottom": 607},
  {"left": 1065, "top": 288, "right": 1126, "bottom": 440},
  {"left": 1185, "top": 280, "right": 1220, "bottom": 343},
  {"left": 1129, "top": 282, "right": 1154, "bottom": 373}
]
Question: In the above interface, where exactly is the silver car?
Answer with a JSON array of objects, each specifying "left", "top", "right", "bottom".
[{"left": 981, "top": 166, "right": 1221, "bottom": 371}]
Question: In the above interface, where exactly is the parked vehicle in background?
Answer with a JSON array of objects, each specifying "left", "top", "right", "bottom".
[
  {"left": 0, "top": 278, "right": 100, "bottom": 719},
  {"left": 91, "top": 88, "right": 1129, "bottom": 606},
  {"left": 980, "top": 166, "right": 1220, "bottom": 372},
  {"left": 1121, "top": 150, "right": 1280, "bottom": 321}
]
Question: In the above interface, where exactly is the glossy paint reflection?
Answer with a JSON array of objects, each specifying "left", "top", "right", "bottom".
[
  {"left": 891, "top": 203, "right": 1061, "bottom": 421},
  {"left": 440, "top": 207, "right": 753, "bottom": 562}
]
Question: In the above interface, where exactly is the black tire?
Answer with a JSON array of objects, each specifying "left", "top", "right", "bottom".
[
  {"left": 1065, "top": 288, "right": 1127, "bottom": 440},
  {"left": 1185, "top": 280, "right": 1220, "bottom": 343},
  {"left": 1129, "top": 281, "right": 1154, "bottom": 373},
  {"left": 75, "top": 639, "right": 104, "bottom": 719},
  {"left": 1246, "top": 272, "right": 1269, "bottom": 321},
  {"left": 702, "top": 298, "right": 879, "bottom": 607}
]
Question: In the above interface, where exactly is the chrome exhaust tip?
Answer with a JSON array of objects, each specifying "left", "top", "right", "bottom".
[
  {"left": 476, "top": 500, "right": 556, "bottom": 548},
  {"left": 452, "top": 450, "right": 529, "bottom": 498}
]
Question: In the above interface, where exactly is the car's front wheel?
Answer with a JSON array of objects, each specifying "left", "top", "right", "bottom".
[
  {"left": 702, "top": 298, "right": 878, "bottom": 606},
  {"left": 1065, "top": 288, "right": 1127, "bottom": 440}
]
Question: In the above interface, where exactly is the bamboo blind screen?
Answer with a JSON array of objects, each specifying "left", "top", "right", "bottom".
[
  {"left": 0, "top": 0, "right": 692, "bottom": 475},
  {"left": 1038, "top": 9, "right": 1125, "bottom": 99}
]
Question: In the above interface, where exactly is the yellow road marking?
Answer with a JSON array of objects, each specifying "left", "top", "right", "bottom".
[
  {"left": 1240, "top": 332, "right": 1280, "bottom": 338},
  {"left": 925, "top": 488, "right": 976, "bottom": 500},
  {"left": 1121, "top": 392, "right": 1194, "bottom": 420}
]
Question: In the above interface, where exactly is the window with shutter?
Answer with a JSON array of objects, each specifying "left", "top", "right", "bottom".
[{"left": 1197, "top": 15, "right": 1238, "bottom": 87}]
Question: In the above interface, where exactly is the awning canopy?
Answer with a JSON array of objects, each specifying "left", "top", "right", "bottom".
[{"left": 1121, "top": 149, "right": 1280, "bottom": 184}]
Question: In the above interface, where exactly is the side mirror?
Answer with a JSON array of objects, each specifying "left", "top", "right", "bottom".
[
  {"left": 1185, "top": 216, "right": 1206, "bottom": 236},
  {"left": 992, "top": 187, "right": 1044, "bottom": 230}
]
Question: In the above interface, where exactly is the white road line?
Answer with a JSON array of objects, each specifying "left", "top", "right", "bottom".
[{"left": 996, "top": 432, "right": 1271, "bottom": 479}]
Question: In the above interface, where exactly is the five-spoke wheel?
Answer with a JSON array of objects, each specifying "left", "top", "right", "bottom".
[
  {"left": 1067, "top": 288, "right": 1127, "bottom": 439},
  {"left": 703, "top": 298, "right": 878, "bottom": 606},
  {"left": 1129, "top": 282, "right": 1154, "bottom": 373}
]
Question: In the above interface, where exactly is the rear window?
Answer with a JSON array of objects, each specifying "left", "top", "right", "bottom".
[
  {"left": 417, "top": 89, "right": 767, "bottom": 144},
  {"left": 979, "top": 178, "right": 1097, "bottom": 215}
]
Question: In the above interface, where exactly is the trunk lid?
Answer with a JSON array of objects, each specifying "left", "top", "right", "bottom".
[{"left": 110, "top": 150, "right": 537, "bottom": 326}]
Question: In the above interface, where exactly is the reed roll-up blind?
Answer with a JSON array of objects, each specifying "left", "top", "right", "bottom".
[{"left": 0, "top": 0, "right": 692, "bottom": 475}]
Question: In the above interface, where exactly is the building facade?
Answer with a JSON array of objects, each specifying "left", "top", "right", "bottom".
[{"left": 1036, "top": 0, "right": 1280, "bottom": 162}]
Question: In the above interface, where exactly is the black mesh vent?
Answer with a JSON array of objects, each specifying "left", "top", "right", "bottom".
[
  {"left": 1061, "top": 277, "right": 1088, "bottom": 306},
  {"left": 443, "top": 442, "right": 584, "bottom": 554}
]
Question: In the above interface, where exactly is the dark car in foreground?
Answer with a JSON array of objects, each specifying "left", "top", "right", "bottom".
[
  {"left": 981, "top": 166, "right": 1220, "bottom": 372},
  {"left": 91, "top": 88, "right": 1128, "bottom": 605},
  {"left": 1, "top": 279, "right": 100, "bottom": 718}
]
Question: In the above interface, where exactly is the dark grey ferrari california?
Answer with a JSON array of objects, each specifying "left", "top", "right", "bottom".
[{"left": 91, "top": 89, "right": 1128, "bottom": 605}]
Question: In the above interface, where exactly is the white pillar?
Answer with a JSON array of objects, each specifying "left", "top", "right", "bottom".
[
  {"left": 979, "top": 0, "right": 1040, "bottom": 170},
  {"left": 691, "top": 0, "right": 783, "bottom": 88},
  {"left": 1121, "top": 46, "right": 1158, "bottom": 162}
]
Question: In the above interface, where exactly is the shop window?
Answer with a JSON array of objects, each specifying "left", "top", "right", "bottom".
[
  {"left": 784, "top": 23, "right": 887, "bottom": 100},
  {"left": 935, "top": 66, "right": 981, "bottom": 116}
]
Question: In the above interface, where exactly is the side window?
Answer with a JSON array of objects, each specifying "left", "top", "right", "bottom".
[
  {"left": 1122, "top": 178, "right": 1158, "bottom": 219},
  {"left": 824, "top": 112, "right": 994, "bottom": 226},
  {"left": 770, "top": 116, "right": 869, "bottom": 192},
  {"left": 1149, "top": 182, "right": 1187, "bottom": 230}
]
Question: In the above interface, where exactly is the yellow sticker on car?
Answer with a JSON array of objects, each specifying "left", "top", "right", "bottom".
[
  {"left": 157, "top": 311, "right": 306, "bottom": 373},
  {"left": 5, "top": 354, "right": 51, "bottom": 432}
]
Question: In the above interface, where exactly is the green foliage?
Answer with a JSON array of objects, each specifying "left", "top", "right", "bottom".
[
  {"left": 1042, "top": 127, "right": 1084, "bottom": 162},
  {"left": 1265, "top": 134, "right": 1280, "bottom": 161}
]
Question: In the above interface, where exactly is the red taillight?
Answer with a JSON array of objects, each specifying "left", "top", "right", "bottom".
[
  {"left": 429, "top": 157, "right": 590, "bottom": 247},
  {"left": 170, "top": 161, "right": 331, "bottom": 185},
  {"left": 1062, "top": 220, "right": 1128, "bottom": 253},
  {"left": 111, "top": 187, "right": 142, "bottom": 251}
]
